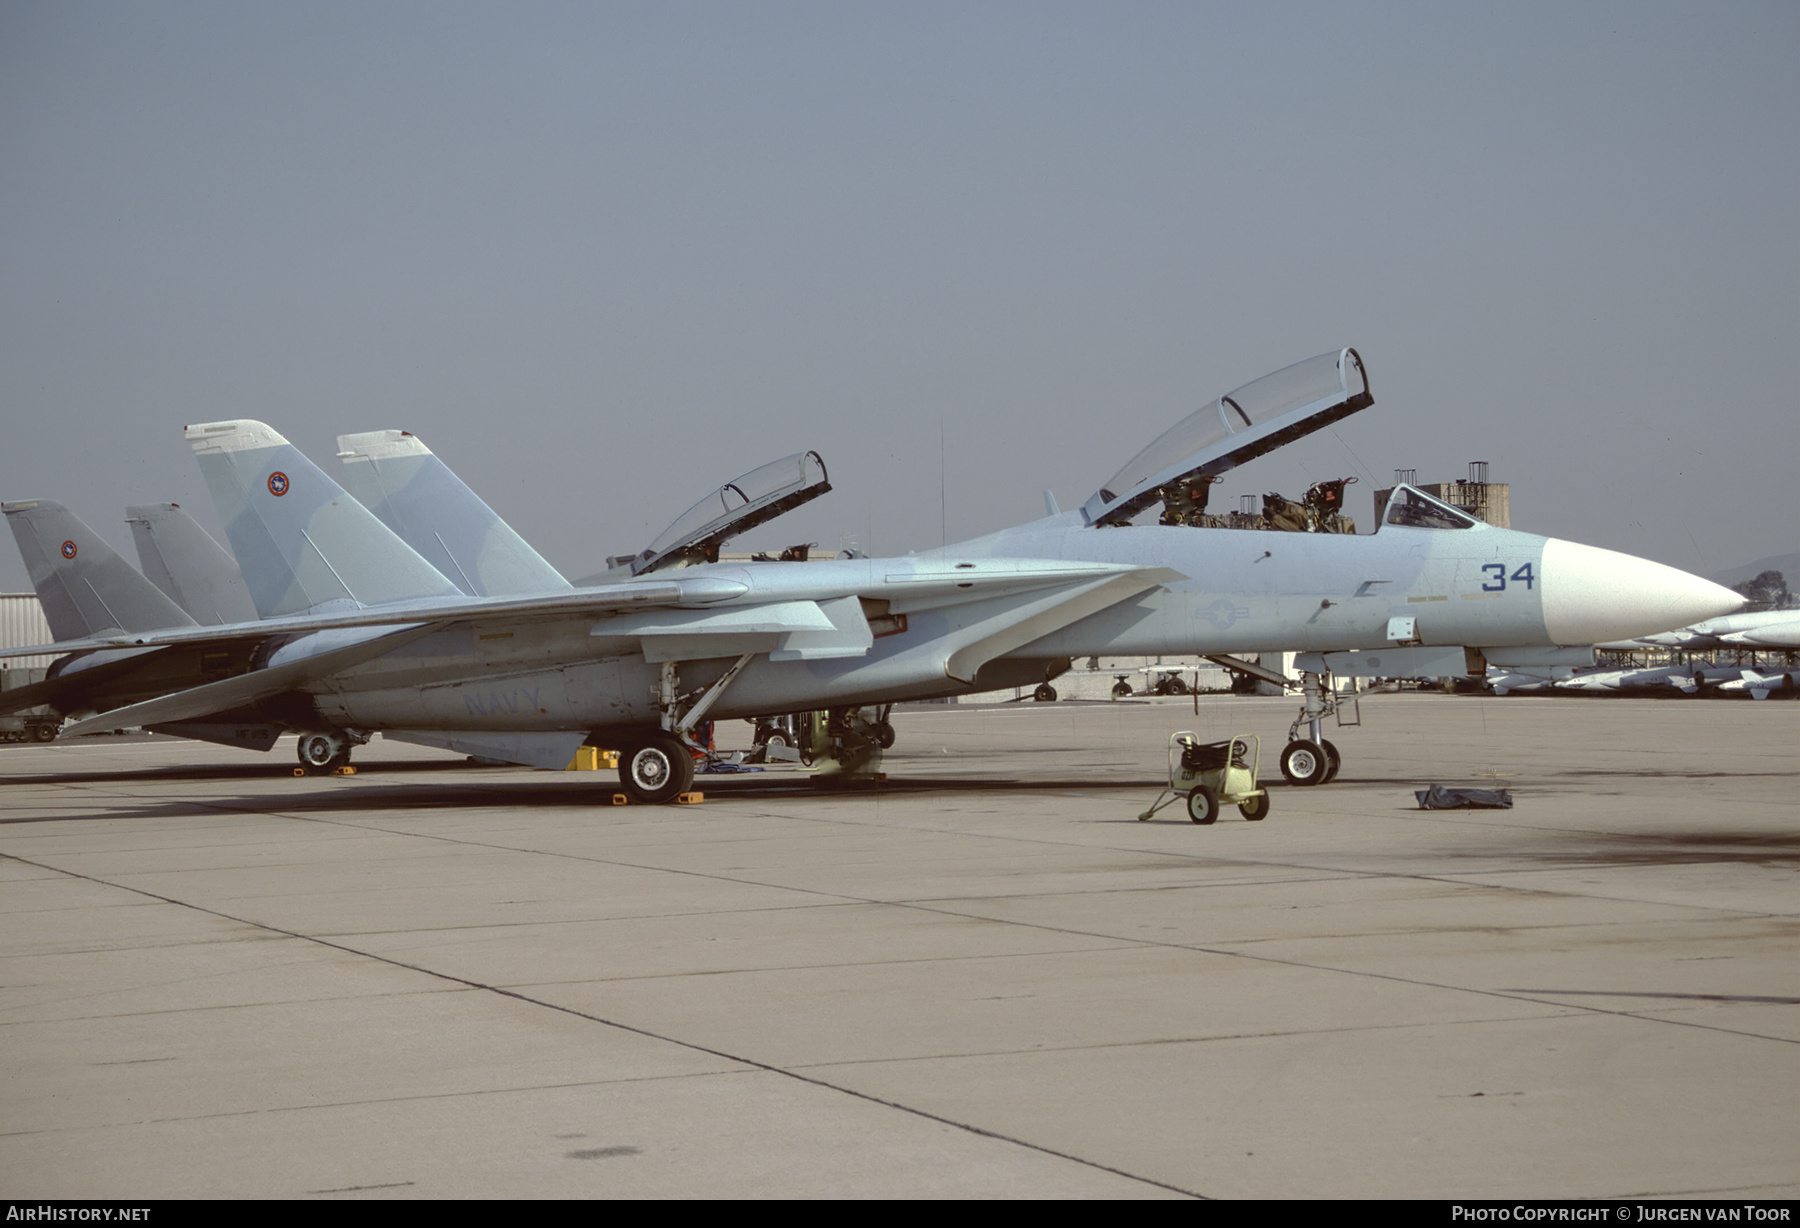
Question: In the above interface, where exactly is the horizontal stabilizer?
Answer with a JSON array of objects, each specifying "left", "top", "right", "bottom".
[
  {"left": 59, "top": 622, "right": 442, "bottom": 737},
  {"left": 0, "top": 647, "right": 167, "bottom": 715},
  {"left": 0, "top": 574, "right": 750, "bottom": 661}
]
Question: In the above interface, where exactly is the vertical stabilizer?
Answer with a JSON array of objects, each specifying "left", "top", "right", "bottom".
[
  {"left": 126, "top": 503, "right": 259, "bottom": 626},
  {"left": 185, "top": 420, "right": 463, "bottom": 617},
  {"left": 3, "top": 500, "right": 196, "bottom": 639},
  {"left": 335, "top": 430, "right": 571, "bottom": 597}
]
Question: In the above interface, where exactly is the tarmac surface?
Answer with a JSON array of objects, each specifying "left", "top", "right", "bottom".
[{"left": 1, "top": 692, "right": 1795, "bottom": 1199}]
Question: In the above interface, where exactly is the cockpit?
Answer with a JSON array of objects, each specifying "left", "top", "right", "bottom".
[
  {"left": 1082, "top": 347, "right": 1372, "bottom": 527},
  {"left": 1379, "top": 485, "right": 1480, "bottom": 530},
  {"left": 629, "top": 451, "right": 831, "bottom": 575}
]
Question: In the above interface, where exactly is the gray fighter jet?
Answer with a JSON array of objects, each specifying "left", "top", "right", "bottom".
[
  {"left": 1624, "top": 610, "right": 1800, "bottom": 651},
  {"left": 3, "top": 349, "right": 1743, "bottom": 801},
  {"left": 0, "top": 499, "right": 284, "bottom": 751}
]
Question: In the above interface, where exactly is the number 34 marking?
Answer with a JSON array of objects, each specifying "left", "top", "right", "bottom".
[{"left": 1481, "top": 563, "right": 1534, "bottom": 592}]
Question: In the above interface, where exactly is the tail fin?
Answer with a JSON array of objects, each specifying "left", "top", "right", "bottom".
[
  {"left": 125, "top": 503, "right": 260, "bottom": 626},
  {"left": 2, "top": 500, "right": 196, "bottom": 639},
  {"left": 335, "top": 430, "right": 570, "bottom": 597},
  {"left": 185, "top": 420, "right": 463, "bottom": 617}
]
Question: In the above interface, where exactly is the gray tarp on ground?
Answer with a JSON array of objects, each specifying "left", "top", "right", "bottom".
[{"left": 1415, "top": 784, "right": 1514, "bottom": 809}]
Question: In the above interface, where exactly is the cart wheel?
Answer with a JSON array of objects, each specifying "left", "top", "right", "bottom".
[
  {"left": 1320, "top": 739, "right": 1342, "bottom": 784},
  {"left": 1280, "top": 740, "right": 1330, "bottom": 786},
  {"left": 1111, "top": 681, "right": 1133, "bottom": 699},
  {"left": 1239, "top": 793, "right": 1270, "bottom": 821},
  {"left": 1186, "top": 785, "right": 1219, "bottom": 825}
]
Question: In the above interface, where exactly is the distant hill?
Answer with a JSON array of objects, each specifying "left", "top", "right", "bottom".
[{"left": 1709, "top": 553, "right": 1800, "bottom": 592}]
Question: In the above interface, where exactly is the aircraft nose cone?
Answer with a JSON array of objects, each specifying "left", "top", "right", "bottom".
[{"left": 1541, "top": 540, "right": 1743, "bottom": 646}]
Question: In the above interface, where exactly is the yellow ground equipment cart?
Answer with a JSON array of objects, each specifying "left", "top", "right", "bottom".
[{"left": 1138, "top": 732, "right": 1271, "bottom": 824}]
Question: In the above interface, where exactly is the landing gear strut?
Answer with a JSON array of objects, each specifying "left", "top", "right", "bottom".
[
  {"left": 1199, "top": 656, "right": 1358, "bottom": 788},
  {"left": 1280, "top": 671, "right": 1355, "bottom": 787},
  {"left": 612, "top": 657, "right": 755, "bottom": 802}
]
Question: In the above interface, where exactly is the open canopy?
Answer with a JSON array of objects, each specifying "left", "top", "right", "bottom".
[
  {"left": 1083, "top": 348, "right": 1372, "bottom": 526},
  {"left": 633, "top": 451, "right": 831, "bottom": 575}
]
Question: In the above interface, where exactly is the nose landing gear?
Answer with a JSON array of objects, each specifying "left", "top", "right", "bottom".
[{"left": 1280, "top": 671, "right": 1354, "bottom": 786}]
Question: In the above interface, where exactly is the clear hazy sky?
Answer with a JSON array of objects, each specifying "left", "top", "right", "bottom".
[{"left": 2, "top": 1, "right": 1794, "bottom": 593}]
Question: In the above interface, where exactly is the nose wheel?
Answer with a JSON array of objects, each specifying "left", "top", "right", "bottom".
[
  {"left": 1278, "top": 668, "right": 1354, "bottom": 786},
  {"left": 1279, "top": 739, "right": 1326, "bottom": 786},
  {"left": 1279, "top": 738, "right": 1341, "bottom": 786}
]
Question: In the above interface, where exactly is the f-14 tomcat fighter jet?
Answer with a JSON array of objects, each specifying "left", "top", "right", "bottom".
[{"left": 3, "top": 349, "right": 1742, "bottom": 802}]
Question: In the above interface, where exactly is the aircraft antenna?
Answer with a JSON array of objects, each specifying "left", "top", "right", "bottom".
[
  {"left": 1325, "top": 424, "right": 1379, "bottom": 489},
  {"left": 939, "top": 416, "right": 947, "bottom": 547}
]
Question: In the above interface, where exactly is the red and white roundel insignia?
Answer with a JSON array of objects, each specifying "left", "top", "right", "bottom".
[
  {"left": 60, "top": 540, "right": 77, "bottom": 559},
  {"left": 267, "top": 471, "right": 290, "bottom": 497}
]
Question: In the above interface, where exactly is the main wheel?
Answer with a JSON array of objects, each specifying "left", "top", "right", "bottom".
[
  {"left": 619, "top": 733, "right": 695, "bottom": 804},
  {"left": 298, "top": 732, "right": 345, "bottom": 769},
  {"left": 1239, "top": 793, "right": 1271, "bottom": 821},
  {"left": 1280, "top": 739, "right": 1330, "bottom": 786},
  {"left": 1186, "top": 784, "right": 1219, "bottom": 825},
  {"left": 874, "top": 721, "right": 896, "bottom": 749},
  {"left": 1320, "top": 739, "right": 1342, "bottom": 784},
  {"left": 1033, "top": 683, "right": 1057, "bottom": 703}
]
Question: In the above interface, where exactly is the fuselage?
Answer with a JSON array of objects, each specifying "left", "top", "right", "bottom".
[{"left": 301, "top": 510, "right": 1742, "bottom": 736}]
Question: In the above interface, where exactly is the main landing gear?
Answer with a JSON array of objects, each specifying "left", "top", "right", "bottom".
[
  {"left": 609, "top": 655, "right": 762, "bottom": 803},
  {"left": 618, "top": 730, "right": 697, "bottom": 805},
  {"left": 804, "top": 705, "right": 894, "bottom": 783},
  {"left": 296, "top": 729, "right": 368, "bottom": 771}
]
